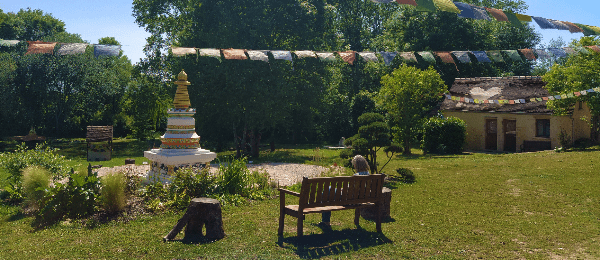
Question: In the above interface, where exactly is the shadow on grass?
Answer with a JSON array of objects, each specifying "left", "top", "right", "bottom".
[
  {"left": 277, "top": 227, "right": 392, "bottom": 259},
  {"left": 165, "top": 235, "right": 223, "bottom": 245}
]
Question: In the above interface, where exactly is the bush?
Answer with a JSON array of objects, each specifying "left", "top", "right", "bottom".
[
  {"left": 101, "top": 173, "right": 127, "bottom": 213},
  {"left": 0, "top": 143, "right": 70, "bottom": 201},
  {"left": 36, "top": 169, "right": 101, "bottom": 226},
  {"left": 396, "top": 168, "right": 416, "bottom": 184},
  {"left": 219, "top": 157, "right": 250, "bottom": 195},
  {"left": 22, "top": 166, "right": 51, "bottom": 210},
  {"left": 422, "top": 116, "right": 467, "bottom": 155}
]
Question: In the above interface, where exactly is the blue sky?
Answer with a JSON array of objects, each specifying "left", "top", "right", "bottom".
[{"left": 1, "top": 0, "right": 599, "bottom": 64}]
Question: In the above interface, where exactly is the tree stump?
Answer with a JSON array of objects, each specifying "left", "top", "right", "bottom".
[
  {"left": 163, "top": 198, "right": 226, "bottom": 242},
  {"left": 360, "top": 187, "right": 392, "bottom": 220}
]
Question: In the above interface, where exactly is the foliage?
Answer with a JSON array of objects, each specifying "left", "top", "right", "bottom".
[
  {"left": 0, "top": 143, "right": 70, "bottom": 201},
  {"left": 544, "top": 37, "right": 600, "bottom": 143},
  {"left": 0, "top": 8, "right": 66, "bottom": 41},
  {"left": 140, "top": 157, "right": 274, "bottom": 211},
  {"left": 22, "top": 166, "right": 51, "bottom": 209},
  {"left": 376, "top": 65, "right": 447, "bottom": 155},
  {"left": 421, "top": 116, "right": 467, "bottom": 155},
  {"left": 395, "top": 167, "right": 416, "bottom": 184},
  {"left": 100, "top": 173, "right": 127, "bottom": 213},
  {"left": 344, "top": 113, "right": 398, "bottom": 174},
  {"left": 36, "top": 169, "right": 101, "bottom": 226}
]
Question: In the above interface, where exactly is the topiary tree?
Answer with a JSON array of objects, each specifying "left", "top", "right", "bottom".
[
  {"left": 343, "top": 113, "right": 402, "bottom": 174},
  {"left": 422, "top": 115, "right": 467, "bottom": 154}
]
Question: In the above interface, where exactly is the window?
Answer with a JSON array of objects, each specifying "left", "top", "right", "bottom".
[{"left": 536, "top": 119, "right": 550, "bottom": 138}]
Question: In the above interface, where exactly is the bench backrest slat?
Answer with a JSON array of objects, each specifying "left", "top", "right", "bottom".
[{"left": 298, "top": 174, "right": 385, "bottom": 210}]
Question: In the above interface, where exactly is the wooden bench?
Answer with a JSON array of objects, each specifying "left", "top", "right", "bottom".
[{"left": 278, "top": 174, "right": 386, "bottom": 237}]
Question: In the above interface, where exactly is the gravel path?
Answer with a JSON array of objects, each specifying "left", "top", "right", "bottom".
[{"left": 95, "top": 163, "right": 344, "bottom": 186}]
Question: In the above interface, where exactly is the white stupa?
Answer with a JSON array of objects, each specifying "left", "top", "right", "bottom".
[{"left": 144, "top": 70, "right": 216, "bottom": 182}]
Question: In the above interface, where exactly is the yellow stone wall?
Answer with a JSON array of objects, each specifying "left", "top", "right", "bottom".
[{"left": 443, "top": 102, "right": 592, "bottom": 151}]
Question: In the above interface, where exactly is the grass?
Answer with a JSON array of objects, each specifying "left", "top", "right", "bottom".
[{"left": 1, "top": 139, "right": 600, "bottom": 259}]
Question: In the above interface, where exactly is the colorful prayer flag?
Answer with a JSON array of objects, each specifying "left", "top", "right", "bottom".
[
  {"left": 504, "top": 11, "right": 523, "bottom": 27},
  {"left": 519, "top": 99, "right": 526, "bottom": 103},
  {"left": 247, "top": 50, "right": 269, "bottom": 62},
  {"left": 171, "top": 47, "right": 196, "bottom": 57},
  {"left": 0, "top": 39, "right": 20, "bottom": 47},
  {"left": 470, "top": 5, "right": 491, "bottom": 20},
  {"left": 198, "top": 48, "right": 221, "bottom": 58},
  {"left": 358, "top": 52, "right": 379, "bottom": 62},
  {"left": 503, "top": 50, "right": 522, "bottom": 61},
  {"left": 222, "top": 49, "right": 247, "bottom": 60},
  {"left": 93, "top": 44, "right": 120, "bottom": 57},
  {"left": 294, "top": 50, "right": 317, "bottom": 59},
  {"left": 532, "top": 16, "right": 557, "bottom": 29},
  {"left": 337, "top": 51, "right": 357, "bottom": 65},
  {"left": 587, "top": 46, "right": 600, "bottom": 53},
  {"left": 57, "top": 43, "right": 88, "bottom": 55},
  {"left": 471, "top": 51, "right": 491, "bottom": 63},
  {"left": 574, "top": 23, "right": 598, "bottom": 36},
  {"left": 399, "top": 52, "right": 418, "bottom": 63},
  {"left": 418, "top": 51, "right": 436, "bottom": 63},
  {"left": 454, "top": 2, "right": 475, "bottom": 19},
  {"left": 395, "top": 0, "right": 418, "bottom": 6},
  {"left": 433, "top": 0, "right": 460, "bottom": 13},
  {"left": 534, "top": 49, "right": 551, "bottom": 60},
  {"left": 486, "top": 50, "right": 504, "bottom": 62},
  {"left": 317, "top": 52, "right": 338, "bottom": 62},
  {"left": 415, "top": 0, "right": 437, "bottom": 12},
  {"left": 519, "top": 49, "right": 536, "bottom": 60},
  {"left": 560, "top": 21, "right": 584, "bottom": 33},
  {"left": 435, "top": 52, "right": 455, "bottom": 64},
  {"left": 547, "top": 48, "right": 567, "bottom": 58},
  {"left": 549, "top": 20, "right": 570, "bottom": 31},
  {"left": 380, "top": 52, "right": 397, "bottom": 65},
  {"left": 26, "top": 41, "right": 58, "bottom": 55},
  {"left": 485, "top": 7, "right": 508, "bottom": 22},
  {"left": 515, "top": 14, "right": 532, "bottom": 22},
  {"left": 271, "top": 50, "right": 293, "bottom": 61},
  {"left": 451, "top": 51, "right": 471, "bottom": 63},
  {"left": 562, "top": 47, "right": 577, "bottom": 55}
]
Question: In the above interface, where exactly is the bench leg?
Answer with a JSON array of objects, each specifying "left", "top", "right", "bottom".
[
  {"left": 354, "top": 208, "right": 360, "bottom": 227},
  {"left": 376, "top": 204, "right": 382, "bottom": 233},
  {"left": 278, "top": 212, "right": 285, "bottom": 236},
  {"left": 297, "top": 214, "right": 304, "bottom": 237}
]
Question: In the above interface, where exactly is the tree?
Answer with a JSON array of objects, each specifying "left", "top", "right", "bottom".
[
  {"left": 0, "top": 10, "right": 132, "bottom": 138},
  {"left": 0, "top": 8, "right": 66, "bottom": 41},
  {"left": 344, "top": 113, "right": 401, "bottom": 174},
  {"left": 543, "top": 36, "right": 600, "bottom": 142},
  {"left": 376, "top": 65, "right": 446, "bottom": 155}
]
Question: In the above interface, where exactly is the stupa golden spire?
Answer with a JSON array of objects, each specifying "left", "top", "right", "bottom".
[{"left": 173, "top": 70, "right": 191, "bottom": 109}]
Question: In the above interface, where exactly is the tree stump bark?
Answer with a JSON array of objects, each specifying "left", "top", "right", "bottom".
[
  {"left": 360, "top": 187, "right": 392, "bottom": 220},
  {"left": 163, "top": 198, "right": 226, "bottom": 242}
]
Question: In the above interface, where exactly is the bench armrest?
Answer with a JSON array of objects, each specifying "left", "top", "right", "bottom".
[{"left": 278, "top": 188, "right": 300, "bottom": 197}]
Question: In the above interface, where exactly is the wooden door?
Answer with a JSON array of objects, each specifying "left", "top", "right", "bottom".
[
  {"left": 503, "top": 120, "right": 516, "bottom": 152},
  {"left": 485, "top": 119, "right": 497, "bottom": 150}
]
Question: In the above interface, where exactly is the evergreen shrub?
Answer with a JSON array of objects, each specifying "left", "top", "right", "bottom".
[{"left": 422, "top": 116, "right": 467, "bottom": 154}]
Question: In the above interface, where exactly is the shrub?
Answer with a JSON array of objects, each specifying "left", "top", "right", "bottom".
[
  {"left": 36, "top": 169, "right": 101, "bottom": 226},
  {"left": 573, "top": 138, "right": 593, "bottom": 149},
  {"left": 101, "top": 173, "right": 127, "bottom": 213},
  {"left": 0, "top": 143, "right": 70, "bottom": 202},
  {"left": 422, "top": 116, "right": 467, "bottom": 155},
  {"left": 396, "top": 168, "right": 416, "bottom": 184},
  {"left": 219, "top": 157, "right": 250, "bottom": 195},
  {"left": 22, "top": 166, "right": 51, "bottom": 209}
]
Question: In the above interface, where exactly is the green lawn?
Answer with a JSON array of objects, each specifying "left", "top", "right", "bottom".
[{"left": 1, "top": 141, "right": 599, "bottom": 259}]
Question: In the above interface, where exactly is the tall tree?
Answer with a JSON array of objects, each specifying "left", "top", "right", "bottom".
[
  {"left": 543, "top": 37, "right": 600, "bottom": 142},
  {"left": 376, "top": 65, "right": 446, "bottom": 155}
]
